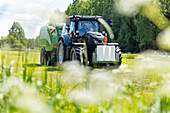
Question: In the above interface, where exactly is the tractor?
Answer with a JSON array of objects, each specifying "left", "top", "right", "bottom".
[{"left": 39, "top": 15, "right": 122, "bottom": 68}]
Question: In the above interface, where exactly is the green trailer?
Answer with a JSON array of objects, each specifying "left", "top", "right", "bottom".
[{"left": 39, "top": 25, "right": 62, "bottom": 65}]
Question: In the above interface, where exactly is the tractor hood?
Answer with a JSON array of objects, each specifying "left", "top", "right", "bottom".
[{"left": 86, "top": 32, "right": 105, "bottom": 43}]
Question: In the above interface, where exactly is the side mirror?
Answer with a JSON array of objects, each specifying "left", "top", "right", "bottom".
[{"left": 107, "top": 18, "right": 113, "bottom": 27}]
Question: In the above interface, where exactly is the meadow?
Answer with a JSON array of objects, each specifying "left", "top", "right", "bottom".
[{"left": 0, "top": 49, "right": 169, "bottom": 113}]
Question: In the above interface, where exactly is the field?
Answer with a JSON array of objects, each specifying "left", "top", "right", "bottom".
[{"left": 0, "top": 50, "right": 170, "bottom": 113}]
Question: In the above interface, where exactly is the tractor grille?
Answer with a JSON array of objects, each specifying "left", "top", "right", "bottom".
[{"left": 97, "top": 46, "right": 115, "bottom": 61}]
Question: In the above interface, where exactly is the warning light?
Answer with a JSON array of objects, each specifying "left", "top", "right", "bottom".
[
  {"left": 65, "top": 15, "right": 68, "bottom": 18},
  {"left": 70, "top": 32, "right": 73, "bottom": 39},
  {"left": 104, "top": 37, "right": 107, "bottom": 45}
]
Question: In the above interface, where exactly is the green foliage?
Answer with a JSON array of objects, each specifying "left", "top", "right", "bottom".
[
  {"left": 135, "top": 15, "right": 160, "bottom": 51},
  {"left": 0, "top": 22, "right": 39, "bottom": 50},
  {"left": 65, "top": 0, "right": 169, "bottom": 53},
  {"left": 0, "top": 37, "right": 9, "bottom": 46},
  {"left": 118, "top": 17, "right": 140, "bottom": 52},
  {"left": 0, "top": 22, "right": 27, "bottom": 49},
  {"left": 26, "top": 36, "right": 40, "bottom": 49},
  {"left": 9, "top": 22, "right": 27, "bottom": 46},
  {"left": 159, "top": 0, "right": 170, "bottom": 19}
]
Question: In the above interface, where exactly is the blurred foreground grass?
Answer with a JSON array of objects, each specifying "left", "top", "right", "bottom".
[{"left": 0, "top": 50, "right": 169, "bottom": 113}]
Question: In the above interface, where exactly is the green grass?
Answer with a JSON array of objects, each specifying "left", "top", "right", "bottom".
[
  {"left": 122, "top": 54, "right": 138, "bottom": 59},
  {"left": 0, "top": 50, "right": 169, "bottom": 113}
]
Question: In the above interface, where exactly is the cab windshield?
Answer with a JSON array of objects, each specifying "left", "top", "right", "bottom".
[{"left": 78, "top": 21, "right": 99, "bottom": 36}]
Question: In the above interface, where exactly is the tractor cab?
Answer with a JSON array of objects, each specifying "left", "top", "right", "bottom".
[{"left": 63, "top": 16, "right": 109, "bottom": 44}]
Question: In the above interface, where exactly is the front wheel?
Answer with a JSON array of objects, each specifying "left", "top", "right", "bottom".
[
  {"left": 70, "top": 47, "right": 86, "bottom": 65},
  {"left": 57, "top": 40, "right": 65, "bottom": 67},
  {"left": 115, "top": 46, "right": 122, "bottom": 66},
  {"left": 119, "top": 54, "right": 122, "bottom": 65}
]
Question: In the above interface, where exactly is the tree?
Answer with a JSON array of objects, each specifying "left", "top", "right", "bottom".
[
  {"left": 118, "top": 17, "right": 139, "bottom": 53},
  {"left": 0, "top": 37, "right": 9, "bottom": 48},
  {"left": 0, "top": 21, "right": 26, "bottom": 48},
  {"left": 8, "top": 22, "right": 26, "bottom": 46},
  {"left": 135, "top": 16, "right": 160, "bottom": 51}
]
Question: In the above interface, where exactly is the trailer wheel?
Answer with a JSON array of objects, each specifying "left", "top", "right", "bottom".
[
  {"left": 46, "top": 55, "right": 51, "bottom": 66},
  {"left": 40, "top": 47, "right": 47, "bottom": 65},
  {"left": 70, "top": 47, "right": 86, "bottom": 65},
  {"left": 57, "top": 39, "right": 65, "bottom": 67}
]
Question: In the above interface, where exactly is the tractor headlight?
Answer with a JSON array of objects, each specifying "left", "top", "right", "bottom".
[{"left": 93, "top": 39, "right": 99, "bottom": 44}]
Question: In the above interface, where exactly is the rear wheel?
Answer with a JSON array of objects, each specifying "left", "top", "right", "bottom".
[
  {"left": 40, "top": 48, "right": 52, "bottom": 66},
  {"left": 46, "top": 55, "right": 51, "bottom": 66},
  {"left": 119, "top": 54, "right": 122, "bottom": 65},
  {"left": 57, "top": 40, "right": 65, "bottom": 67},
  {"left": 70, "top": 47, "right": 86, "bottom": 65},
  {"left": 116, "top": 48, "right": 122, "bottom": 66}
]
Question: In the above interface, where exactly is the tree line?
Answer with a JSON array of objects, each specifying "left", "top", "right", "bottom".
[
  {"left": 0, "top": 22, "right": 39, "bottom": 49},
  {"left": 65, "top": 0, "right": 170, "bottom": 53}
]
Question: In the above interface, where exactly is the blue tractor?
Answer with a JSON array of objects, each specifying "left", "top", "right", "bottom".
[{"left": 39, "top": 15, "right": 122, "bottom": 68}]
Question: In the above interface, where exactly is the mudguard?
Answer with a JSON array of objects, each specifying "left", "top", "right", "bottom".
[{"left": 60, "top": 34, "right": 72, "bottom": 46}]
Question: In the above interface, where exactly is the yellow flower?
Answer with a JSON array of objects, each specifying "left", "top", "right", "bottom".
[{"left": 68, "top": 101, "right": 71, "bottom": 104}]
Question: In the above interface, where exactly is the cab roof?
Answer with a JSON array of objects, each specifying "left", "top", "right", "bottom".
[{"left": 68, "top": 15, "right": 102, "bottom": 20}]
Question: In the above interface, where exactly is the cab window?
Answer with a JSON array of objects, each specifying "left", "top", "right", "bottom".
[
  {"left": 62, "top": 23, "right": 67, "bottom": 34},
  {"left": 78, "top": 21, "right": 99, "bottom": 36},
  {"left": 69, "top": 21, "right": 75, "bottom": 33}
]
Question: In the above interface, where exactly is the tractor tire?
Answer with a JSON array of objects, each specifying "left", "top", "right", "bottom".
[
  {"left": 119, "top": 54, "right": 122, "bottom": 65},
  {"left": 40, "top": 47, "right": 47, "bottom": 65},
  {"left": 70, "top": 47, "right": 86, "bottom": 65},
  {"left": 118, "top": 51, "right": 122, "bottom": 66},
  {"left": 57, "top": 39, "right": 65, "bottom": 67},
  {"left": 46, "top": 53, "right": 51, "bottom": 66},
  {"left": 115, "top": 47, "right": 122, "bottom": 66}
]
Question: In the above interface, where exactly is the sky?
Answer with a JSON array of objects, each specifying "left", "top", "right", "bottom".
[{"left": 0, "top": 0, "right": 72, "bottom": 38}]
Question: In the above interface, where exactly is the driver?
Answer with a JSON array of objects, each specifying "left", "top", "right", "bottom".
[
  {"left": 79, "top": 22, "right": 94, "bottom": 36},
  {"left": 80, "top": 23, "right": 87, "bottom": 32}
]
